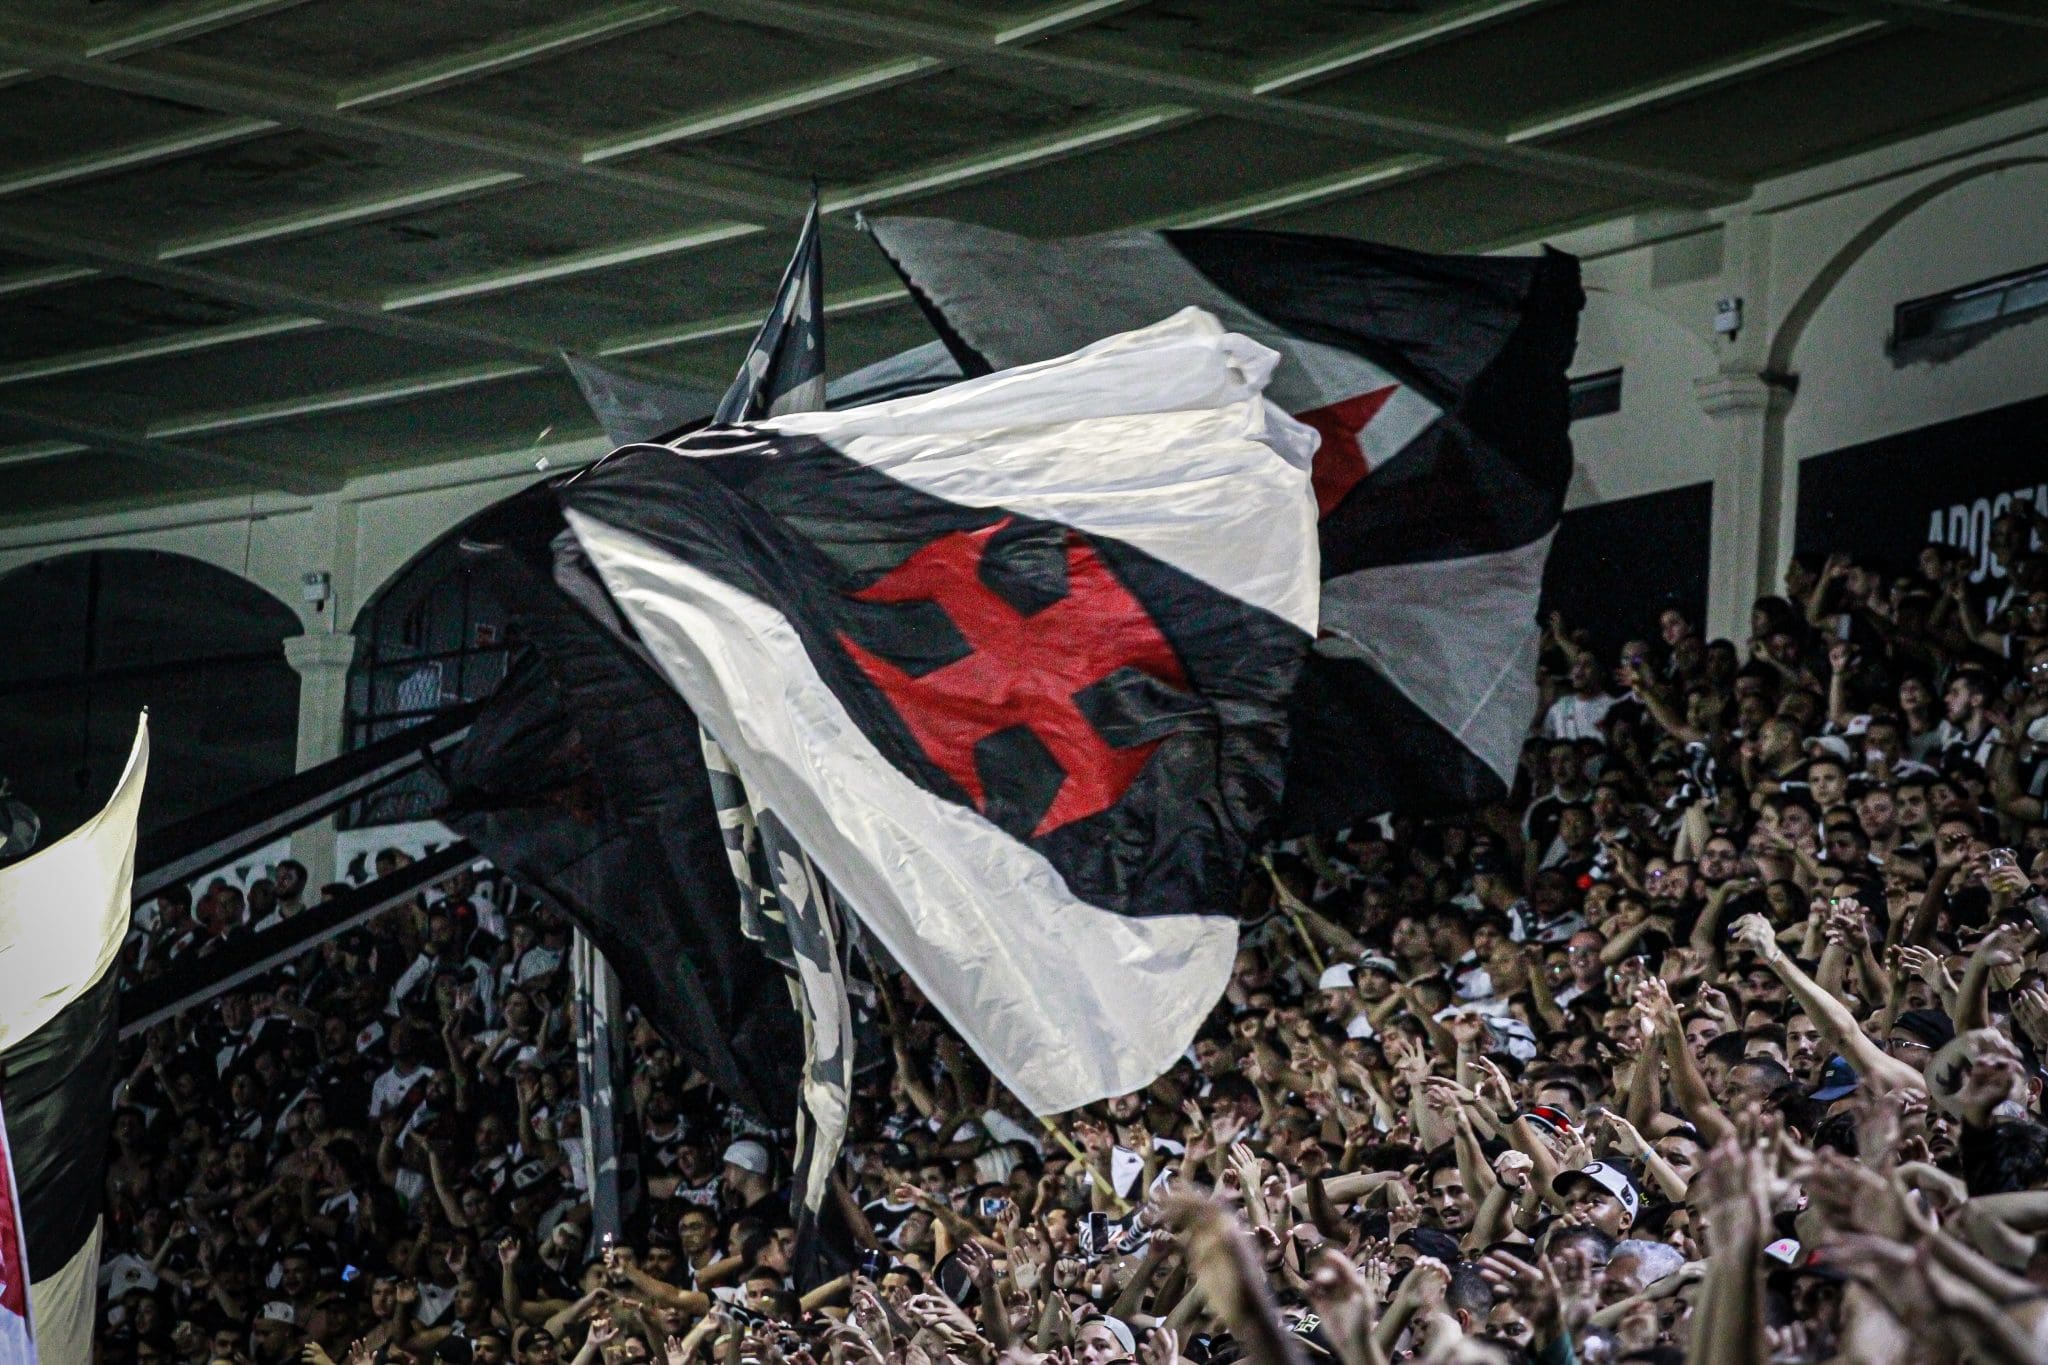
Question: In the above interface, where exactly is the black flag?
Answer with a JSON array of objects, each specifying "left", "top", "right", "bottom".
[
  {"left": 716, "top": 197, "right": 824, "bottom": 423},
  {"left": 439, "top": 490, "right": 803, "bottom": 1120}
]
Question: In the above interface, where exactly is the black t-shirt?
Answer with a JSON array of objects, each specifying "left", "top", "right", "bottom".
[
  {"left": 861, "top": 1195, "right": 918, "bottom": 1242},
  {"left": 521, "top": 1252, "right": 581, "bottom": 1304},
  {"left": 1525, "top": 791, "right": 1577, "bottom": 856}
]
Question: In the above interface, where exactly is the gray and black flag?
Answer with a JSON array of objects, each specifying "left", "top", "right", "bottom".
[
  {"left": 701, "top": 742, "right": 853, "bottom": 1238},
  {"left": 703, "top": 195, "right": 854, "bottom": 1257},
  {"left": 562, "top": 353, "right": 715, "bottom": 448},
  {"left": 716, "top": 196, "right": 824, "bottom": 423}
]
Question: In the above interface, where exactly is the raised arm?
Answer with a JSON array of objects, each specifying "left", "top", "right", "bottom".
[
  {"left": 1954, "top": 925, "right": 2029, "bottom": 1034},
  {"left": 1731, "top": 912, "right": 1925, "bottom": 1094},
  {"left": 1990, "top": 697, "right": 2048, "bottom": 821},
  {"left": 1642, "top": 978, "right": 1735, "bottom": 1147},
  {"left": 1686, "top": 1137, "right": 1769, "bottom": 1365},
  {"left": 1690, "top": 879, "right": 1755, "bottom": 976}
]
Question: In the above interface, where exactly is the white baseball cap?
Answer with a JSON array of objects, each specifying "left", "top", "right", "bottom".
[
  {"left": 722, "top": 1139, "right": 772, "bottom": 1175},
  {"left": 1554, "top": 1161, "right": 1641, "bottom": 1222}
]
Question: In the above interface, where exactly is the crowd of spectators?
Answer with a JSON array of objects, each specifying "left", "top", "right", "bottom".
[{"left": 91, "top": 505, "right": 2048, "bottom": 1365}]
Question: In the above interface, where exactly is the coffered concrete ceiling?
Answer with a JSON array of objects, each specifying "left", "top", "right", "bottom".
[{"left": 2, "top": 0, "right": 2045, "bottom": 522}]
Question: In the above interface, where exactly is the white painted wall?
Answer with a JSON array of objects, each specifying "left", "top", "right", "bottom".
[
  {"left": 1542, "top": 96, "right": 2048, "bottom": 638},
  {"left": 4, "top": 93, "right": 2048, "bottom": 843}
]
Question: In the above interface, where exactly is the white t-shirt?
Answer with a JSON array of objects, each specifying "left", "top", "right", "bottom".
[
  {"left": 1542, "top": 692, "right": 1618, "bottom": 742},
  {"left": 516, "top": 944, "right": 564, "bottom": 984},
  {"left": 369, "top": 1062, "right": 435, "bottom": 1119}
]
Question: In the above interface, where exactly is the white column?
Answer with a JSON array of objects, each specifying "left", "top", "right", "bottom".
[
  {"left": 1695, "top": 369, "right": 1795, "bottom": 645},
  {"left": 283, "top": 632, "right": 357, "bottom": 887}
]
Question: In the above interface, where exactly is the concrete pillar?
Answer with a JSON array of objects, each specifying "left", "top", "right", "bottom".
[
  {"left": 1695, "top": 369, "right": 1795, "bottom": 646},
  {"left": 283, "top": 632, "right": 357, "bottom": 887}
]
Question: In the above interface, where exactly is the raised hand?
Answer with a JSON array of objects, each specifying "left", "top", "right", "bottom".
[
  {"left": 2013, "top": 987, "right": 2048, "bottom": 1052},
  {"left": 1931, "top": 1029, "right": 2029, "bottom": 1126},
  {"left": 1692, "top": 1132, "right": 1772, "bottom": 1240},
  {"left": 1596, "top": 1111, "right": 1648, "bottom": 1159},
  {"left": 1548, "top": 1244, "right": 1599, "bottom": 1333},
  {"left": 1730, "top": 913, "right": 1780, "bottom": 962},
  {"left": 1469, "top": 1055, "right": 1516, "bottom": 1114},
  {"left": 1418, "top": 1076, "right": 1462, "bottom": 1118},
  {"left": 905, "top": 1292, "right": 977, "bottom": 1340},
  {"left": 1825, "top": 901, "right": 1870, "bottom": 952},
  {"left": 1987, "top": 858, "right": 2033, "bottom": 899},
  {"left": 1975, "top": 925, "right": 2027, "bottom": 971},
  {"left": 1305, "top": 1246, "right": 1379, "bottom": 1360},
  {"left": 1406, "top": 1256, "right": 1449, "bottom": 1313},
  {"left": 1896, "top": 944, "right": 1947, "bottom": 991},
  {"left": 1476, "top": 1251, "right": 1565, "bottom": 1340},
  {"left": 953, "top": 1238, "right": 997, "bottom": 1289},
  {"left": 1636, "top": 977, "right": 1680, "bottom": 1037}
]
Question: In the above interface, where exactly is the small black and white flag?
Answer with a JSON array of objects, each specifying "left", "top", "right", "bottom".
[
  {"left": 701, "top": 740, "right": 853, "bottom": 1242},
  {"left": 716, "top": 196, "right": 825, "bottom": 424},
  {"left": 701, "top": 197, "right": 852, "bottom": 1250},
  {"left": 562, "top": 353, "right": 715, "bottom": 448}
]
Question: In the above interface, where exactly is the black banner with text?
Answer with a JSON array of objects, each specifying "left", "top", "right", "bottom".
[{"left": 1797, "top": 393, "right": 2048, "bottom": 593}]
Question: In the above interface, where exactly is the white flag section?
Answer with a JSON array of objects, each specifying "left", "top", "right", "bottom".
[
  {"left": 0, "top": 714, "right": 146, "bottom": 1053},
  {"left": 567, "top": 310, "right": 1319, "bottom": 1113},
  {"left": 0, "top": 714, "right": 145, "bottom": 1365},
  {"left": 768, "top": 309, "right": 1322, "bottom": 633},
  {"left": 0, "top": 1100, "right": 33, "bottom": 1365}
]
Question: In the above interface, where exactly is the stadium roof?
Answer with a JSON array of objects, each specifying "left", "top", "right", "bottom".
[{"left": 3, "top": 0, "right": 2046, "bottom": 524}]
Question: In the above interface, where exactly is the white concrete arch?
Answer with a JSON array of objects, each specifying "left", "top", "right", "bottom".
[
  {"left": 1763, "top": 155, "right": 2048, "bottom": 597},
  {"left": 337, "top": 448, "right": 581, "bottom": 635},
  {"left": 0, "top": 495, "right": 331, "bottom": 637},
  {"left": 1768, "top": 155, "right": 2048, "bottom": 386}
]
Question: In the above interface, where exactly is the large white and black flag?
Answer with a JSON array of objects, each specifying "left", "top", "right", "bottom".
[
  {"left": 0, "top": 714, "right": 149, "bottom": 1365},
  {"left": 560, "top": 311, "right": 1319, "bottom": 1113},
  {"left": 865, "top": 217, "right": 1582, "bottom": 828}
]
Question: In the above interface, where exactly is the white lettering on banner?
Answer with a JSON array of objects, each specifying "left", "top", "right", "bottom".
[{"left": 1925, "top": 482, "right": 2048, "bottom": 582}]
